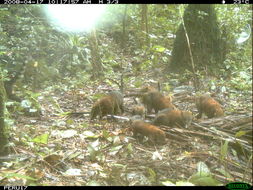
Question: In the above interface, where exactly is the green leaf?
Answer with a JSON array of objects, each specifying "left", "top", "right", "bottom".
[
  {"left": 163, "top": 83, "right": 171, "bottom": 92},
  {"left": 176, "top": 181, "right": 195, "bottom": 186},
  {"left": 83, "top": 131, "right": 99, "bottom": 139},
  {"left": 110, "top": 145, "right": 123, "bottom": 155},
  {"left": 127, "top": 143, "right": 133, "bottom": 154},
  {"left": 134, "top": 81, "right": 143, "bottom": 88},
  {"left": 197, "top": 162, "right": 210, "bottom": 173},
  {"left": 112, "top": 136, "right": 121, "bottom": 145},
  {"left": 112, "top": 163, "right": 125, "bottom": 168},
  {"left": 87, "top": 144, "right": 97, "bottom": 162},
  {"left": 235, "top": 131, "right": 246, "bottom": 138},
  {"left": 102, "top": 130, "right": 110, "bottom": 139},
  {"left": 215, "top": 168, "right": 233, "bottom": 179},
  {"left": 221, "top": 86, "right": 226, "bottom": 93},
  {"left": 220, "top": 140, "right": 229, "bottom": 160},
  {"left": 57, "top": 112, "right": 71, "bottom": 117},
  {"left": 82, "top": 123, "right": 89, "bottom": 128},
  {"left": 4, "top": 173, "right": 37, "bottom": 181},
  {"left": 66, "top": 119, "right": 74, "bottom": 125},
  {"left": 31, "top": 133, "right": 49, "bottom": 144},
  {"left": 147, "top": 168, "right": 156, "bottom": 183},
  {"left": 153, "top": 45, "right": 166, "bottom": 52},
  {"left": 86, "top": 180, "right": 101, "bottom": 186},
  {"left": 189, "top": 161, "right": 221, "bottom": 186},
  {"left": 189, "top": 176, "right": 220, "bottom": 186}
]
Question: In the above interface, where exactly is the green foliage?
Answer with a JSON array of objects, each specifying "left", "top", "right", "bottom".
[
  {"left": 220, "top": 140, "right": 229, "bottom": 161},
  {"left": 0, "top": 5, "right": 251, "bottom": 186},
  {"left": 188, "top": 162, "right": 221, "bottom": 186},
  {"left": 86, "top": 180, "right": 102, "bottom": 186},
  {"left": 3, "top": 173, "right": 37, "bottom": 181},
  {"left": 22, "top": 91, "right": 41, "bottom": 116},
  {"left": 0, "top": 5, "right": 251, "bottom": 87},
  {"left": 31, "top": 133, "right": 49, "bottom": 144},
  {"left": 147, "top": 168, "right": 157, "bottom": 183},
  {"left": 87, "top": 139, "right": 105, "bottom": 162},
  {"left": 229, "top": 71, "right": 252, "bottom": 91}
]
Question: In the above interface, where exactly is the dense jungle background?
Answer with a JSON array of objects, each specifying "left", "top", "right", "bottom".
[{"left": 0, "top": 4, "right": 252, "bottom": 186}]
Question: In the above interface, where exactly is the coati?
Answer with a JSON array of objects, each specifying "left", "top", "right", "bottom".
[
  {"left": 108, "top": 91, "right": 124, "bottom": 112},
  {"left": 132, "top": 120, "right": 166, "bottom": 145},
  {"left": 142, "top": 91, "right": 175, "bottom": 113},
  {"left": 90, "top": 91, "right": 124, "bottom": 120},
  {"left": 140, "top": 86, "right": 157, "bottom": 93},
  {"left": 196, "top": 95, "right": 224, "bottom": 119},
  {"left": 157, "top": 107, "right": 175, "bottom": 115},
  {"left": 132, "top": 105, "right": 145, "bottom": 117},
  {"left": 153, "top": 109, "right": 193, "bottom": 128}
]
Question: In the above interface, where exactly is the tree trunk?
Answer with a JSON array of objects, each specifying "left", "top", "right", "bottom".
[
  {"left": 88, "top": 28, "right": 103, "bottom": 79},
  {"left": 169, "top": 5, "right": 226, "bottom": 74},
  {"left": 121, "top": 5, "right": 128, "bottom": 50},
  {"left": 140, "top": 4, "right": 149, "bottom": 47},
  {"left": 0, "top": 75, "right": 9, "bottom": 156}
]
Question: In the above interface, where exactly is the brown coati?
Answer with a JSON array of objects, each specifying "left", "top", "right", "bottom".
[
  {"left": 132, "top": 120, "right": 166, "bottom": 145},
  {"left": 108, "top": 91, "right": 124, "bottom": 113},
  {"left": 196, "top": 95, "right": 224, "bottom": 119},
  {"left": 157, "top": 107, "right": 175, "bottom": 115},
  {"left": 90, "top": 91, "right": 124, "bottom": 120},
  {"left": 132, "top": 105, "right": 145, "bottom": 117},
  {"left": 141, "top": 91, "right": 175, "bottom": 113},
  {"left": 140, "top": 86, "right": 157, "bottom": 93},
  {"left": 153, "top": 109, "right": 193, "bottom": 128}
]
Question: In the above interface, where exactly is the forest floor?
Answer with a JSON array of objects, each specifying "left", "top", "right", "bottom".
[{"left": 1, "top": 69, "right": 252, "bottom": 186}]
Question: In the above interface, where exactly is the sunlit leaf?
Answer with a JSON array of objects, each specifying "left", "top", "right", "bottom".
[
  {"left": 112, "top": 136, "right": 121, "bottom": 145},
  {"left": 90, "top": 139, "right": 100, "bottom": 150},
  {"left": 221, "top": 86, "right": 226, "bottom": 93},
  {"left": 21, "top": 100, "right": 32, "bottom": 108},
  {"left": 147, "top": 168, "right": 156, "bottom": 183},
  {"left": 109, "top": 145, "right": 123, "bottom": 156},
  {"left": 82, "top": 131, "right": 99, "bottom": 138},
  {"left": 102, "top": 130, "right": 110, "bottom": 139},
  {"left": 197, "top": 162, "right": 210, "bottom": 174},
  {"left": 86, "top": 180, "right": 101, "bottom": 186},
  {"left": 65, "top": 169, "right": 82, "bottom": 175},
  {"left": 32, "top": 133, "right": 49, "bottom": 144},
  {"left": 235, "top": 131, "right": 246, "bottom": 138},
  {"left": 66, "top": 119, "right": 74, "bottom": 125},
  {"left": 127, "top": 143, "right": 133, "bottom": 154},
  {"left": 153, "top": 45, "right": 166, "bottom": 52},
  {"left": 29, "top": 108, "right": 38, "bottom": 113},
  {"left": 87, "top": 144, "right": 97, "bottom": 161},
  {"left": 176, "top": 181, "right": 195, "bottom": 186},
  {"left": 161, "top": 181, "right": 176, "bottom": 186},
  {"left": 61, "top": 129, "right": 77, "bottom": 138},
  {"left": 152, "top": 151, "right": 162, "bottom": 160}
]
